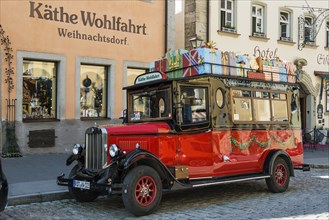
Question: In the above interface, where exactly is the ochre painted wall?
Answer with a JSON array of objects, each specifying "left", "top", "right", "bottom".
[{"left": 0, "top": 0, "right": 165, "bottom": 119}]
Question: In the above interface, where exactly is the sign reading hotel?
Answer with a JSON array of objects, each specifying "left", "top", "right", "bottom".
[{"left": 29, "top": 1, "right": 148, "bottom": 45}]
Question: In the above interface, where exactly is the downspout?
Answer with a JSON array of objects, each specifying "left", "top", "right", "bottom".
[
  {"left": 165, "top": 0, "right": 168, "bottom": 54},
  {"left": 206, "top": 0, "right": 209, "bottom": 42}
]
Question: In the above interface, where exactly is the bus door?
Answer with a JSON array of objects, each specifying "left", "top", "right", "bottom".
[{"left": 176, "top": 85, "right": 213, "bottom": 178}]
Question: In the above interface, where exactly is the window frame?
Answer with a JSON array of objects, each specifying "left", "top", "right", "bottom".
[
  {"left": 279, "top": 10, "right": 292, "bottom": 41},
  {"left": 22, "top": 59, "right": 58, "bottom": 121},
  {"left": 76, "top": 57, "right": 115, "bottom": 120},
  {"left": 252, "top": 4, "right": 265, "bottom": 36},
  {"left": 304, "top": 16, "right": 314, "bottom": 43},
  {"left": 220, "top": 0, "right": 236, "bottom": 31},
  {"left": 178, "top": 84, "right": 210, "bottom": 130},
  {"left": 80, "top": 64, "right": 108, "bottom": 119},
  {"left": 16, "top": 51, "right": 66, "bottom": 122}
]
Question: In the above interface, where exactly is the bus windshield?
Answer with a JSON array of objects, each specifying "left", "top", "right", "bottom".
[{"left": 128, "top": 86, "right": 172, "bottom": 122}]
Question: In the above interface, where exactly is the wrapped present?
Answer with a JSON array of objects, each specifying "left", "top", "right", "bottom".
[
  {"left": 249, "top": 58, "right": 259, "bottom": 71},
  {"left": 222, "top": 51, "right": 229, "bottom": 75},
  {"left": 182, "top": 47, "right": 222, "bottom": 77},
  {"left": 149, "top": 62, "right": 155, "bottom": 72},
  {"left": 278, "top": 64, "right": 288, "bottom": 82},
  {"left": 263, "top": 65, "right": 272, "bottom": 80},
  {"left": 228, "top": 52, "right": 237, "bottom": 76},
  {"left": 256, "top": 57, "right": 263, "bottom": 72},
  {"left": 182, "top": 50, "right": 200, "bottom": 77},
  {"left": 247, "top": 71, "right": 265, "bottom": 80},
  {"left": 153, "top": 57, "right": 167, "bottom": 72},
  {"left": 236, "top": 55, "right": 247, "bottom": 77},
  {"left": 271, "top": 66, "right": 280, "bottom": 81},
  {"left": 285, "top": 62, "right": 296, "bottom": 83},
  {"left": 166, "top": 49, "right": 188, "bottom": 78}
]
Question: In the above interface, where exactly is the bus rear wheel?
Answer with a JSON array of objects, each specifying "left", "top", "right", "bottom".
[
  {"left": 122, "top": 165, "right": 162, "bottom": 216},
  {"left": 266, "top": 157, "right": 290, "bottom": 193}
]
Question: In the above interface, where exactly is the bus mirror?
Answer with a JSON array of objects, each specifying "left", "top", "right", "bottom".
[{"left": 120, "top": 109, "right": 128, "bottom": 123}]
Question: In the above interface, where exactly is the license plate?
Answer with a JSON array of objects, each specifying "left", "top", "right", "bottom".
[{"left": 73, "top": 180, "right": 90, "bottom": 190}]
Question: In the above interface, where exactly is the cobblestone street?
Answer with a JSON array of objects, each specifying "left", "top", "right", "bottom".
[{"left": 1, "top": 169, "right": 328, "bottom": 220}]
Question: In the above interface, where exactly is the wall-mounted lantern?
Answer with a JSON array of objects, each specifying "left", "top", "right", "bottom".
[{"left": 189, "top": 35, "right": 203, "bottom": 49}]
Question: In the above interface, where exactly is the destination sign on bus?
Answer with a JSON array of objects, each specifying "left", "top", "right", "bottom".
[{"left": 135, "top": 72, "right": 166, "bottom": 84}]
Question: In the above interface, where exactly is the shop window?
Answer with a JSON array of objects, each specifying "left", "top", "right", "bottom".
[
  {"left": 304, "top": 16, "right": 314, "bottom": 44},
  {"left": 220, "top": 0, "right": 236, "bottom": 32},
  {"left": 22, "top": 60, "right": 57, "bottom": 120},
  {"left": 280, "top": 11, "right": 291, "bottom": 41},
  {"left": 80, "top": 65, "right": 107, "bottom": 118},
  {"left": 252, "top": 4, "right": 265, "bottom": 37},
  {"left": 326, "top": 80, "right": 329, "bottom": 112},
  {"left": 127, "top": 68, "right": 147, "bottom": 86},
  {"left": 181, "top": 86, "right": 208, "bottom": 124}
]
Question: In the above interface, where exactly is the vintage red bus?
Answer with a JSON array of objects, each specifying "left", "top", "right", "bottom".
[{"left": 58, "top": 63, "right": 310, "bottom": 216}]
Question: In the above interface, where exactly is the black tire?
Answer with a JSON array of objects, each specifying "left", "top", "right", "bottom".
[
  {"left": 266, "top": 157, "right": 290, "bottom": 193},
  {"left": 68, "top": 165, "right": 99, "bottom": 202},
  {"left": 122, "top": 165, "right": 162, "bottom": 216}
]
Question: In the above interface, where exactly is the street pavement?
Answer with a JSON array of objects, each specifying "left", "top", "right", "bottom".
[
  {"left": 0, "top": 168, "right": 328, "bottom": 219},
  {"left": 1, "top": 147, "right": 328, "bottom": 207}
]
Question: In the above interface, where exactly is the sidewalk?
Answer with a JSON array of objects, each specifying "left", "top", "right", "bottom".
[
  {"left": 2, "top": 153, "right": 74, "bottom": 206},
  {"left": 1, "top": 148, "right": 329, "bottom": 206}
]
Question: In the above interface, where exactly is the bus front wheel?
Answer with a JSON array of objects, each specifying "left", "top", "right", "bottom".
[{"left": 122, "top": 165, "right": 162, "bottom": 216}]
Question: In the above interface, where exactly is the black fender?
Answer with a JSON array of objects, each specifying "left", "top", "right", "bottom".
[
  {"left": 263, "top": 150, "right": 294, "bottom": 177},
  {"left": 121, "top": 149, "right": 177, "bottom": 189},
  {"left": 66, "top": 153, "right": 85, "bottom": 166}
]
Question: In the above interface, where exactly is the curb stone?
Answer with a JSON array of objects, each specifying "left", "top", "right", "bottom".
[{"left": 8, "top": 191, "right": 72, "bottom": 206}]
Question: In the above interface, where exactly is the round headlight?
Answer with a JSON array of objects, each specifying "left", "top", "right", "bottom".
[
  {"left": 72, "top": 144, "right": 82, "bottom": 155},
  {"left": 109, "top": 144, "right": 120, "bottom": 158}
]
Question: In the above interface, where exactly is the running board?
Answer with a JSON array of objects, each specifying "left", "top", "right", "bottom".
[{"left": 190, "top": 174, "right": 270, "bottom": 188}]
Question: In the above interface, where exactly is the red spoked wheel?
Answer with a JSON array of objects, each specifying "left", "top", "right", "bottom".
[
  {"left": 122, "top": 165, "right": 162, "bottom": 216},
  {"left": 135, "top": 176, "right": 157, "bottom": 207},
  {"left": 266, "top": 157, "right": 290, "bottom": 193},
  {"left": 274, "top": 163, "right": 287, "bottom": 187}
]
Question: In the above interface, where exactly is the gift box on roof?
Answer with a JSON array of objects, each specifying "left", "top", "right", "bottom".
[
  {"left": 256, "top": 57, "right": 263, "bottom": 72},
  {"left": 278, "top": 63, "right": 288, "bottom": 82},
  {"left": 222, "top": 51, "right": 236, "bottom": 75},
  {"left": 263, "top": 65, "right": 272, "bottom": 81},
  {"left": 166, "top": 49, "right": 188, "bottom": 78},
  {"left": 222, "top": 52, "right": 229, "bottom": 75},
  {"left": 285, "top": 62, "right": 296, "bottom": 83},
  {"left": 182, "top": 47, "right": 222, "bottom": 77},
  {"left": 153, "top": 57, "right": 167, "bottom": 72},
  {"left": 271, "top": 66, "right": 280, "bottom": 81},
  {"left": 228, "top": 52, "right": 237, "bottom": 76},
  {"left": 236, "top": 55, "right": 248, "bottom": 77}
]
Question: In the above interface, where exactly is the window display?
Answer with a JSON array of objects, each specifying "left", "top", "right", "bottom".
[
  {"left": 80, "top": 65, "right": 107, "bottom": 118},
  {"left": 22, "top": 60, "right": 57, "bottom": 120}
]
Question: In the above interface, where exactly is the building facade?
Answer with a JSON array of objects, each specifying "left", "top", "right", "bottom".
[
  {"left": 176, "top": 0, "right": 329, "bottom": 142},
  {"left": 0, "top": 0, "right": 175, "bottom": 154}
]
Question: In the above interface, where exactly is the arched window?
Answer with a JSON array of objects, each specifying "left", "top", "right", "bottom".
[{"left": 280, "top": 10, "right": 291, "bottom": 41}]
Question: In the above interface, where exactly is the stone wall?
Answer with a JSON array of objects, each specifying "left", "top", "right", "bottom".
[{"left": 184, "top": 0, "right": 207, "bottom": 50}]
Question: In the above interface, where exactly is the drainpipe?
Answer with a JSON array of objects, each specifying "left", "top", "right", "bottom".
[
  {"left": 165, "top": 0, "right": 168, "bottom": 54},
  {"left": 206, "top": 0, "right": 209, "bottom": 42}
]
